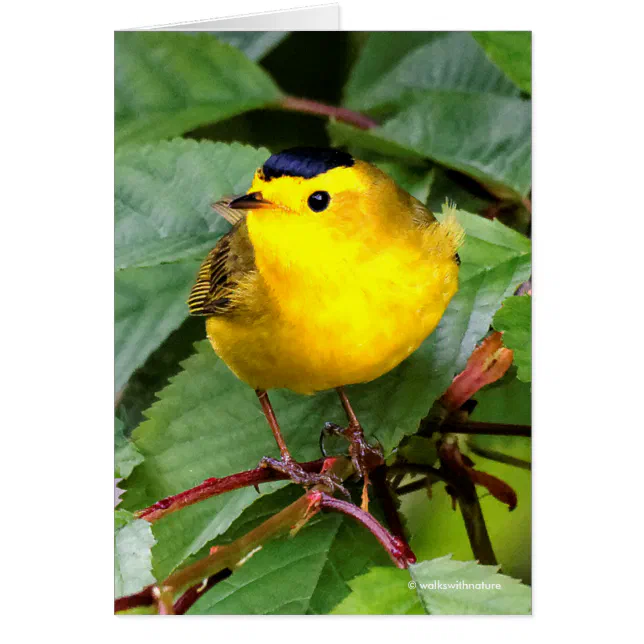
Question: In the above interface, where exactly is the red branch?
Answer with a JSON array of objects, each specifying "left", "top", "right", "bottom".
[
  {"left": 318, "top": 493, "right": 416, "bottom": 569},
  {"left": 173, "top": 569, "right": 232, "bottom": 615},
  {"left": 370, "top": 465, "right": 407, "bottom": 541},
  {"left": 114, "top": 585, "right": 154, "bottom": 613},
  {"left": 280, "top": 96, "right": 379, "bottom": 130},
  {"left": 136, "top": 459, "right": 325, "bottom": 522},
  {"left": 439, "top": 438, "right": 517, "bottom": 511}
]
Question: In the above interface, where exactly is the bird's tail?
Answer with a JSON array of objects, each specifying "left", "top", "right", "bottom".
[{"left": 423, "top": 201, "right": 465, "bottom": 261}]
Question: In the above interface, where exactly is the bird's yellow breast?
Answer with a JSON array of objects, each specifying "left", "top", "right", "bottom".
[{"left": 206, "top": 190, "right": 462, "bottom": 394}]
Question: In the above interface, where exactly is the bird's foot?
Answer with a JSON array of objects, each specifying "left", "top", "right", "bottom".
[
  {"left": 321, "top": 422, "right": 384, "bottom": 479},
  {"left": 259, "top": 456, "right": 350, "bottom": 498},
  {"left": 320, "top": 421, "right": 384, "bottom": 511}
]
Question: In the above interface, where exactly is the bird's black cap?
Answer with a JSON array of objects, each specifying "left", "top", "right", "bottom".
[{"left": 262, "top": 147, "right": 354, "bottom": 181}]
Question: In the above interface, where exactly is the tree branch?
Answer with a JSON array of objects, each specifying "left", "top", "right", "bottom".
[
  {"left": 114, "top": 585, "right": 155, "bottom": 613},
  {"left": 136, "top": 459, "right": 326, "bottom": 522},
  {"left": 279, "top": 96, "right": 379, "bottom": 130},
  {"left": 467, "top": 441, "right": 532, "bottom": 470},
  {"left": 116, "top": 457, "right": 415, "bottom": 613},
  {"left": 117, "top": 463, "right": 344, "bottom": 614},
  {"left": 370, "top": 465, "right": 407, "bottom": 541},
  {"left": 318, "top": 492, "right": 415, "bottom": 569},
  {"left": 154, "top": 587, "right": 175, "bottom": 615},
  {"left": 395, "top": 477, "right": 433, "bottom": 496},
  {"left": 440, "top": 420, "right": 531, "bottom": 438},
  {"left": 173, "top": 569, "right": 232, "bottom": 615},
  {"left": 438, "top": 436, "right": 498, "bottom": 565},
  {"left": 388, "top": 449, "right": 502, "bottom": 567}
]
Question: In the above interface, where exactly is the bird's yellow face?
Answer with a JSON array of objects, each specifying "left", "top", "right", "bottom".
[
  {"left": 227, "top": 148, "right": 412, "bottom": 239},
  {"left": 249, "top": 162, "right": 383, "bottom": 222}
]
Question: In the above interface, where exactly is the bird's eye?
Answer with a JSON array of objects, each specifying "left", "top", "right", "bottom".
[{"left": 307, "top": 191, "right": 331, "bottom": 212}]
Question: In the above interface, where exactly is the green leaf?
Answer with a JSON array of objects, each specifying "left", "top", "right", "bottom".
[
  {"left": 119, "top": 343, "right": 290, "bottom": 580},
  {"left": 427, "top": 166, "right": 495, "bottom": 215},
  {"left": 493, "top": 295, "right": 532, "bottom": 381},
  {"left": 473, "top": 32, "right": 532, "bottom": 94},
  {"left": 212, "top": 31, "right": 289, "bottom": 62},
  {"left": 332, "top": 567, "right": 424, "bottom": 614},
  {"left": 330, "top": 90, "right": 531, "bottom": 199},
  {"left": 116, "top": 317, "right": 205, "bottom": 434},
  {"left": 427, "top": 207, "right": 531, "bottom": 371},
  {"left": 115, "top": 417, "right": 144, "bottom": 479},
  {"left": 472, "top": 366, "right": 531, "bottom": 426},
  {"left": 448, "top": 209, "right": 530, "bottom": 279},
  {"left": 468, "top": 365, "right": 531, "bottom": 474},
  {"left": 409, "top": 555, "right": 531, "bottom": 614},
  {"left": 114, "top": 140, "right": 270, "bottom": 394},
  {"left": 334, "top": 553, "right": 532, "bottom": 615},
  {"left": 114, "top": 260, "right": 200, "bottom": 395},
  {"left": 115, "top": 32, "right": 282, "bottom": 147},
  {"left": 345, "top": 32, "right": 519, "bottom": 114},
  {"left": 375, "top": 161, "right": 433, "bottom": 203},
  {"left": 187, "top": 488, "right": 392, "bottom": 614},
  {"left": 114, "top": 510, "right": 156, "bottom": 597},
  {"left": 115, "top": 140, "right": 269, "bottom": 270}
]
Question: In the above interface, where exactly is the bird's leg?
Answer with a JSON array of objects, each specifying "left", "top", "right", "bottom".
[
  {"left": 256, "top": 389, "right": 291, "bottom": 460},
  {"left": 256, "top": 389, "right": 349, "bottom": 497},
  {"left": 336, "top": 387, "right": 385, "bottom": 475},
  {"left": 335, "top": 387, "right": 385, "bottom": 511}
]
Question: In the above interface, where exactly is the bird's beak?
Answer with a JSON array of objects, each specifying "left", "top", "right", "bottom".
[{"left": 228, "top": 192, "right": 274, "bottom": 210}]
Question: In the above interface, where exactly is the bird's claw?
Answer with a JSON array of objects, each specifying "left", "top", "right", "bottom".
[
  {"left": 319, "top": 422, "right": 345, "bottom": 457},
  {"left": 348, "top": 429, "right": 384, "bottom": 481},
  {"left": 319, "top": 421, "right": 384, "bottom": 480},
  {"left": 259, "top": 456, "right": 350, "bottom": 499}
]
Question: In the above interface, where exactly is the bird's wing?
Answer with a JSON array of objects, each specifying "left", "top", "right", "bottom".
[
  {"left": 188, "top": 218, "right": 256, "bottom": 316},
  {"left": 210, "top": 196, "right": 245, "bottom": 226},
  {"left": 410, "top": 197, "right": 437, "bottom": 226}
]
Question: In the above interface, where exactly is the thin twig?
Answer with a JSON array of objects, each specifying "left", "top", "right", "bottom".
[
  {"left": 117, "top": 457, "right": 415, "bottom": 612},
  {"left": 136, "top": 459, "right": 325, "bottom": 522},
  {"left": 467, "top": 442, "right": 532, "bottom": 471},
  {"left": 279, "top": 96, "right": 379, "bottom": 130},
  {"left": 396, "top": 478, "right": 432, "bottom": 496},
  {"left": 154, "top": 587, "right": 175, "bottom": 615},
  {"left": 370, "top": 465, "right": 407, "bottom": 541},
  {"left": 114, "top": 585, "right": 155, "bottom": 613},
  {"left": 440, "top": 420, "right": 531, "bottom": 438},
  {"left": 173, "top": 569, "right": 232, "bottom": 615},
  {"left": 388, "top": 463, "right": 445, "bottom": 480},
  {"left": 115, "top": 458, "right": 415, "bottom": 612},
  {"left": 117, "top": 478, "right": 336, "bottom": 613},
  {"left": 318, "top": 493, "right": 415, "bottom": 569},
  {"left": 438, "top": 437, "right": 498, "bottom": 565},
  {"left": 456, "top": 491, "right": 498, "bottom": 566}
]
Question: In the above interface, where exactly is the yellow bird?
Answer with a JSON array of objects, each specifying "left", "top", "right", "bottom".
[{"left": 189, "top": 147, "right": 463, "bottom": 492}]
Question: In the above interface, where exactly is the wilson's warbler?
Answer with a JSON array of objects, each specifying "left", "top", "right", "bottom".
[{"left": 189, "top": 147, "right": 463, "bottom": 494}]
